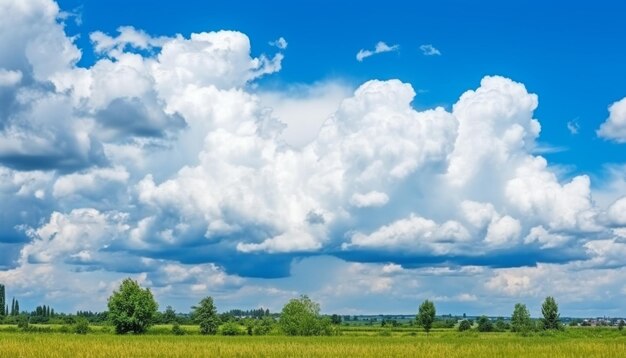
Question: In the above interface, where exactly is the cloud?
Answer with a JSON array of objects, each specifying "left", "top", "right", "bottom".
[
  {"left": 419, "top": 44, "right": 441, "bottom": 56},
  {"left": 356, "top": 41, "right": 399, "bottom": 62},
  {"left": 3, "top": 0, "right": 626, "bottom": 315},
  {"left": 597, "top": 97, "right": 626, "bottom": 142},
  {"left": 567, "top": 119, "right": 580, "bottom": 134},
  {"left": 269, "top": 37, "right": 288, "bottom": 50}
]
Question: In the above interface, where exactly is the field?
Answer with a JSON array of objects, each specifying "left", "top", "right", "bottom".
[{"left": 1, "top": 327, "right": 625, "bottom": 357}]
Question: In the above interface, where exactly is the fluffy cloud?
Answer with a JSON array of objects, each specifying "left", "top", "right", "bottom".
[
  {"left": 597, "top": 97, "right": 626, "bottom": 142},
  {"left": 3, "top": 0, "right": 626, "bottom": 314},
  {"left": 356, "top": 41, "right": 399, "bottom": 62}
]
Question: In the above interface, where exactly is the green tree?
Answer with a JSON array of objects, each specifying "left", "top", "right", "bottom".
[
  {"left": 618, "top": 320, "right": 624, "bottom": 331},
  {"left": 163, "top": 305, "right": 177, "bottom": 324},
  {"left": 74, "top": 318, "right": 89, "bottom": 334},
  {"left": 477, "top": 316, "right": 493, "bottom": 332},
  {"left": 279, "top": 295, "right": 332, "bottom": 336},
  {"left": 107, "top": 278, "right": 158, "bottom": 334},
  {"left": 0, "top": 284, "right": 5, "bottom": 317},
  {"left": 541, "top": 296, "right": 561, "bottom": 330},
  {"left": 458, "top": 319, "right": 471, "bottom": 332},
  {"left": 511, "top": 303, "right": 532, "bottom": 333},
  {"left": 417, "top": 300, "right": 436, "bottom": 335},
  {"left": 14, "top": 299, "right": 19, "bottom": 315},
  {"left": 331, "top": 314, "right": 342, "bottom": 325},
  {"left": 191, "top": 296, "right": 219, "bottom": 335}
]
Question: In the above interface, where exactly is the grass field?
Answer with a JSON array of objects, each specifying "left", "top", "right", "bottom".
[{"left": 1, "top": 328, "right": 625, "bottom": 357}]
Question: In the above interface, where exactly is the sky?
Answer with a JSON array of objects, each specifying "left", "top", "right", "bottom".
[{"left": 0, "top": 0, "right": 626, "bottom": 318}]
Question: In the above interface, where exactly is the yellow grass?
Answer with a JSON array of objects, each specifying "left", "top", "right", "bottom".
[{"left": 0, "top": 332, "right": 625, "bottom": 357}]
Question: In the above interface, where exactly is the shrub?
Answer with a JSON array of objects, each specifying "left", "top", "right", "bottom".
[
  {"left": 458, "top": 319, "right": 472, "bottom": 332},
  {"left": 477, "top": 316, "right": 493, "bottom": 332},
  {"left": 221, "top": 321, "right": 243, "bottom": 336},
  {"left": 74, "top": 318, "right": 90, "bottom": 335},
  {"left": 171, "top": 322, "right": 186, "bottom": 336}
]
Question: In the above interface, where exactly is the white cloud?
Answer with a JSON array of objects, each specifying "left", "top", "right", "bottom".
[
  {"left": 567, "top": 119, "right": 580, "bottom": 134},
  {"left": 344, "top": 214, "right": 470, "bottom": 254},
  {"left": 269, "top": 37, "right": 288, "bottom": 50},
  {"left": 485, "top": 215, "right": 521, "bottom": 247},
  {"left": 350, "top": 191, "right": 389, "bottom": 208},
  {"left": 0, "top": 68, "right": 22, "bottom": 86},
  {"left": 597, "top": 97, "right": 626, "bottom": 143},
  {"left": 356, "top": 41, "right": 399, "bottom": 62},
  {"left": 607, "top": 196, "right": 626, "bottom": 226},
  {"left": 419, "top": 44, "right": 441, "bottom": 56}
]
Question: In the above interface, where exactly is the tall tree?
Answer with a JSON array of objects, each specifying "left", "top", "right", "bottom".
[
  {"left": 417, "top": 299, "right": 436, "bottom": 335},
  {"left": 107, "top": 278, "right": 159, "bottom": 334},
  {"left": 191, "top": 297, "right": 219, "bottom": 335},
  {"left": 511, "top": 303, "right": 532, "bottom": 333},
  {"left": 14, "top": 299, "right": 19, "bottom": 315},
  {"left": 10, "top": 298, "right": 15, "bottom": 316},
  {"left": 541, "top": 296, "right": 561, "bottom": 330},
  {"left": 0, "top": 284, "right": 5, "bottom": 317}
]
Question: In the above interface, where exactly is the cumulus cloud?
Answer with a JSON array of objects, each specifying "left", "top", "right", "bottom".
[
  {"left": 419, "top": 44, "right": 441, "bottom": 56},
  {"left": 356, "top": 41, "right": 399, "bottom": 62},
  {"left": 597, "top": 97, "right": 626, "bottom": 142},
  {"left": 3, "top": 0, "right": 626, "bottom": 314}
]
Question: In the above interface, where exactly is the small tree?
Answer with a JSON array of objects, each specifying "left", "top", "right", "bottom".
[
  {"left": 74, "top": 318, "right": 89, "bottom": 335},
  {"left": 541, "top": 296, "right": 561, "bottom": 330},
  {"left": 458, "top": 319, "right": 471, "bottom": 332},
  {"left": 107, "top": 278, "right": 158, "bottom": 334},
  {"left": 511, "top": 303, "right": 532, "bottom": 333},
  {"left": 477, "top": 316, "right": 493, "bottom": 332},
  {"left": 163, "top": 306, "right": 177, "bottom": 324},
  {"left": 416, "top": 300, "right": 436, "bottom": 335},
  {"left": 192, "top": 296, "right": 219, "bottom": 335},
  {"left": 331, "top": 314, "right": 342, "bottom": 325},
  {"left": 618, "top": 320, "right": 624, "bottom": 331},
  {"left": 279, "top": 295, "right": 332, "bottom": 336}
]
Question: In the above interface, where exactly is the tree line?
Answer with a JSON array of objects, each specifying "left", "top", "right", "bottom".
[{"left": 2, "top": 280, "right": 623, "bottom": 336}]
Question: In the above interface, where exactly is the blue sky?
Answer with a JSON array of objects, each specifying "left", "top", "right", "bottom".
[{"left": 1, "top": 0, "right": 626, "bottom": 317}]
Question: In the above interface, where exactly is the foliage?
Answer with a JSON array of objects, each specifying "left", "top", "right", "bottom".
[
  {"left": 416, "top": 300, "right": 436, "bottom": 334},
  {"left": 191, "top": 296, "right": 219, "bottom": 335},
  {"left": 221, "top": 321, "right": 244, "bottom": 336},
  {"left": 279, "top": 295, "right": 333, "bottom": 336},
  {"left": 458, "top": 319, "right": 472, "bottom": 332},
  {"left": 331, "top": 314, "right": 342, "bottom": 325},
  {"left": 74, "top": 318, "right": 89, "bottom": 335},
  {"left": 494, "top": 318, "right": 510, "bottom": 332},
  {"left": 477, "top": 316, "right": 493, "bottom": 332},
  {"left": 17, "top": 315, "right": 29, "bottom": 331},
  {"left": 171, "top": 322, "right": 186, "bottom": 336},
  {"left": 511, "top": 303, "right": 533, "bottom": 333},
  {"left": 252, "top": 316, "right": 275, "bottom": 335},
  {"left": 619, "top": 320, "right": 624, "bottom": 331},
  {"left": 162, "top": 306, "right": 178, "bottom": 324},
  {"left": 107, "top": 278, "right": 159, "bottom": 334},
  {"left": 541, "top": 296, "right": 561, "bottom": 330}
]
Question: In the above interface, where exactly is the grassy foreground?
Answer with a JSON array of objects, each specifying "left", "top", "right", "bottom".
[{"left": 1, "top": 331, "right": 625, "bottom": 358}]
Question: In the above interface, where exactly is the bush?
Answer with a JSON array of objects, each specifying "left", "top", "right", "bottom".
[
  {"left": 458, "top": 319, "right": 472, "bottom": 332},
  {"left": 17, "top": 316, "right": 29, "bottom": 331},
  {"left": 252, "top": 317, "right": 275, "bottom": 336},
  {"left": 171, "top": 322, "right": 186, "bottom": 336},
  {"left": 74, "top": 319, "right": 90, "bottom": 335},
  {"left": 378, "top": 329, "right": 392, "bottom": 336},
  {"left": 279, "top": 295, "right": 334, "bottom": 336},
  {"left": 221, "top": 321, "right": 244, "bottom": 336},
  {"left": 477, "top": 316, "right": 493, "bottom": 332}
]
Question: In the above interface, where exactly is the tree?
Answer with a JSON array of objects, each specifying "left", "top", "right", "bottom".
[
  {"left": 541, "top": 296, "right": 561, "bottom": 330},
  {"left": 107, "top": 278, "right": 158, "bottom": 334},
  {"left": 619, "top": 320, "right": 624, "bottom": 331},
  {"left": 331, "top": 314, "right": 342, "bottom": 325},
  {"left": 163, "top": 306, "right": 177, "bottom": 324},
  {"left": 0, "top": 284, "right": 5, "bottom": 317},
  {"left": 477, "top": 316, "right": 493, "bottom": 332},
  {"left": 511, "top": 303, "right": 532, "bottom": 333},
  {"left": 191, "top": 296, "right": 219, "bottom": 335},
  {"left": 417, "top": 300, "right": 436, "bottom": 335},
  {"left": 279, "top": 295, "right": 332, "bottom": 336},
  {"left": 14, "top": 299, "right": 19, "bottom": 315},
  {"left": 458, "top": 319, "right": 471, "bottom": 332}
]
